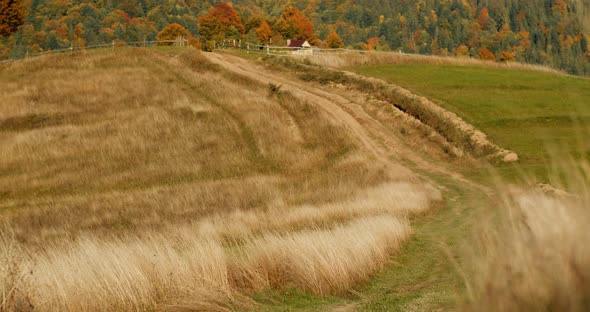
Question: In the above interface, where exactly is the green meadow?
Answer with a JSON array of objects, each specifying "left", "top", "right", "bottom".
[{"left": 351, "top": 64, "right": 590, "bottom": 181}]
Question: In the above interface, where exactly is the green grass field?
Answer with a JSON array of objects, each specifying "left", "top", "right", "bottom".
[{"left": 350, "top": 64, "right": 590, "bottom": 181}]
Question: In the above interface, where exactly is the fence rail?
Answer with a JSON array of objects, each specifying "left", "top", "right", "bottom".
[
  {"left": 1, "top": 37, "right": 190, "bottom": 64},
  {"left": 1, "top": 37, "right": 410, "bottom": 65},
  {"left": 214, "top": 40, "right": 408, "bottom": 57}
]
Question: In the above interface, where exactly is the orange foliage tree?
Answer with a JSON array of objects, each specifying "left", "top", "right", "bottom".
[
  {"left": 198, "top": 2, "right": 244, "bottom": 50},
  {"left": 552, "top": 0, "right": 567, "bottom": 18},
  {"left": 499, "top": 50, "right": 515, "bottom": 62},
  {"left": 206, "top": 3, "right": 244, "bottom": 37},
  {"left": 255, "top": 20, "right": 272, "bottom": 45},
  {"left": 478, "top": 47, "right": 496, "bottom": 61},
  {"left": 366, "top": 37, "right": 379, "bottom": 50},
  {"left": 0, "top": 0, "right": 26, "bottom": 37},
  {"left": 477, "top": 7, "right": 491, "bottom": 29},
  {"left": 326, "top": 31, "right": 344, "bottom": 48},
  {"left": 278, "top": 7, "right": 315, "bottom": 43}
]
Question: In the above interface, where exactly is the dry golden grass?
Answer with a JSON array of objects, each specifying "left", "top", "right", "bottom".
[
  {"left": 196, "top": 182, "right": 439, "bottom": 243},
  {"left": 302, "top": 51, "right": 565, "bottom": 75},
  {"left": 0, "top": 49, "right": 441, "bottom": 310},
  {"left": 0, "top": 49, "right": 393, "bottom": 243},
  {"left": 0, "top": 216, "right": 411, "bottom": 311},
  {"left": 233, "top": 216, "right": 411, "bottom": 295},
  {"left": 465, "top": 160, "right": 590, "bottom": 311}
]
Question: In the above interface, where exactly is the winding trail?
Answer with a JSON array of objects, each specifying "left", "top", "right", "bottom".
[{"left": 204, "top": 52, "right": 488, "bottom": 193}]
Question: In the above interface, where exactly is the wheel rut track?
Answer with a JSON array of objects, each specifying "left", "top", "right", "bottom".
[
  {"left": 204, "top": 52, "right": 489, "bottom": 193},
  {"left": 150, "top": 54, "right": 279, "bottom": 174}
]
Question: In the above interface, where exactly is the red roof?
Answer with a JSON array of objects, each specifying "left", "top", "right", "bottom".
[{"left": 287, "top": 40, "right": 307, "bottom": 47}]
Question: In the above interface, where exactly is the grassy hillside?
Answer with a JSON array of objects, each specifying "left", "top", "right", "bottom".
[
  {"left": 238, "top": 52, "right": 590, "bottom": 310},
  {"left": 2, "top": 48, "right": 590, "bottom": 311},
  {"left": 350, "top": 63, "right": 590, "bottom": 180},
  {"left": 0, "top": 48, "right": 449, "bottom": 311}
]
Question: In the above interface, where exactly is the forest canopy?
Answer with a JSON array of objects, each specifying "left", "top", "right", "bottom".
[{"left": 1, "top": 0, "right": 589, "bottom": 75}]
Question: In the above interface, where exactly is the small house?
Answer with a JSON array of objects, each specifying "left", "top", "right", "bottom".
[
  {"left": 287, "top": 39, "right": 311, "bottom": 49},
  {"left": 287, "top": 39, "right": 313, "bottom": 55}
]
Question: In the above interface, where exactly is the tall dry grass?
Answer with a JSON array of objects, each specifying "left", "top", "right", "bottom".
[
  {"left": 196, "top": 182, "right": 439, "bottom": 243},
  {"left": 0, "top": 49, "right": 441, "bottom": 310},
  {"left": 1, "top": 214, "right": 414, "bottom": 311},
  {"left": 31, "top": 235, "right": 241, "bottom": 311},
  {"left": 303, "top": 51, "right": 565, "bottom": 75},
  {"left": 233, "top": 216, "right": 411, "bottom": 295},
  {"left": 0, "top": 176, "right": 439, "bottom": 310},
  {"left": 465, "top": 159, "right": 590, "bottom": 311}
]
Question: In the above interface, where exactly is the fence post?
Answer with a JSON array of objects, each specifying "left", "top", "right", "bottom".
[
  {"left": 247, "top": 42, "right": 249, "bottom": 54},
  {"left": 112, "top": 41, "right": 115, "bottom": 51},
  {"left": 70, "top": 44, "right": 73, "bottom": 55},
  {"left": 267, "top": 45, "right": 270, "bottom": 55}
]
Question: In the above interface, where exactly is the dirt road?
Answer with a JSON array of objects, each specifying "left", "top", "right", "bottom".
[{"left": 204, "top": 52, "right": 487, "bottom": 192}]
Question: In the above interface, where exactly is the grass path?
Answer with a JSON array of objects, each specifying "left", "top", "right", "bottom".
[
  {"left": 251, "top": 169, "right": 486, "bottom": 311},
  {"left": 212, "top": 52, "right": 493, "bottom": 311},
  {"left": 356, "top": 172, "right": 485, "bottom": 311}
]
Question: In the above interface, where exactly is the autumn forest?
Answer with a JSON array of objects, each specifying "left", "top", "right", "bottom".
[{"left": 1, "top": 0, "right": 590, "bottom": 74}]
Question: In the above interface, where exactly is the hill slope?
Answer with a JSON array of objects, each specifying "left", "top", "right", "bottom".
[
  {"left": 0, "top": 48, "right": 462, "bottom": 310},
  {"left": 2, "top": 47, "right": 590, "bottom": 311}
]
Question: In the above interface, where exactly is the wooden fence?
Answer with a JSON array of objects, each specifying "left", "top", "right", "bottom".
[{"left": 1, "top": 36, "right": 190, "bottom": 64}]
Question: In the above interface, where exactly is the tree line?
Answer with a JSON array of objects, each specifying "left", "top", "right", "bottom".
[{"left": 1, "top": 0, "right": 589, "bottom": 75}]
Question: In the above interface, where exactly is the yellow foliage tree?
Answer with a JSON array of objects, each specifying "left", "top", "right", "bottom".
[{"left": 157, "top": 23, "right": 190, "bottom": 45}]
